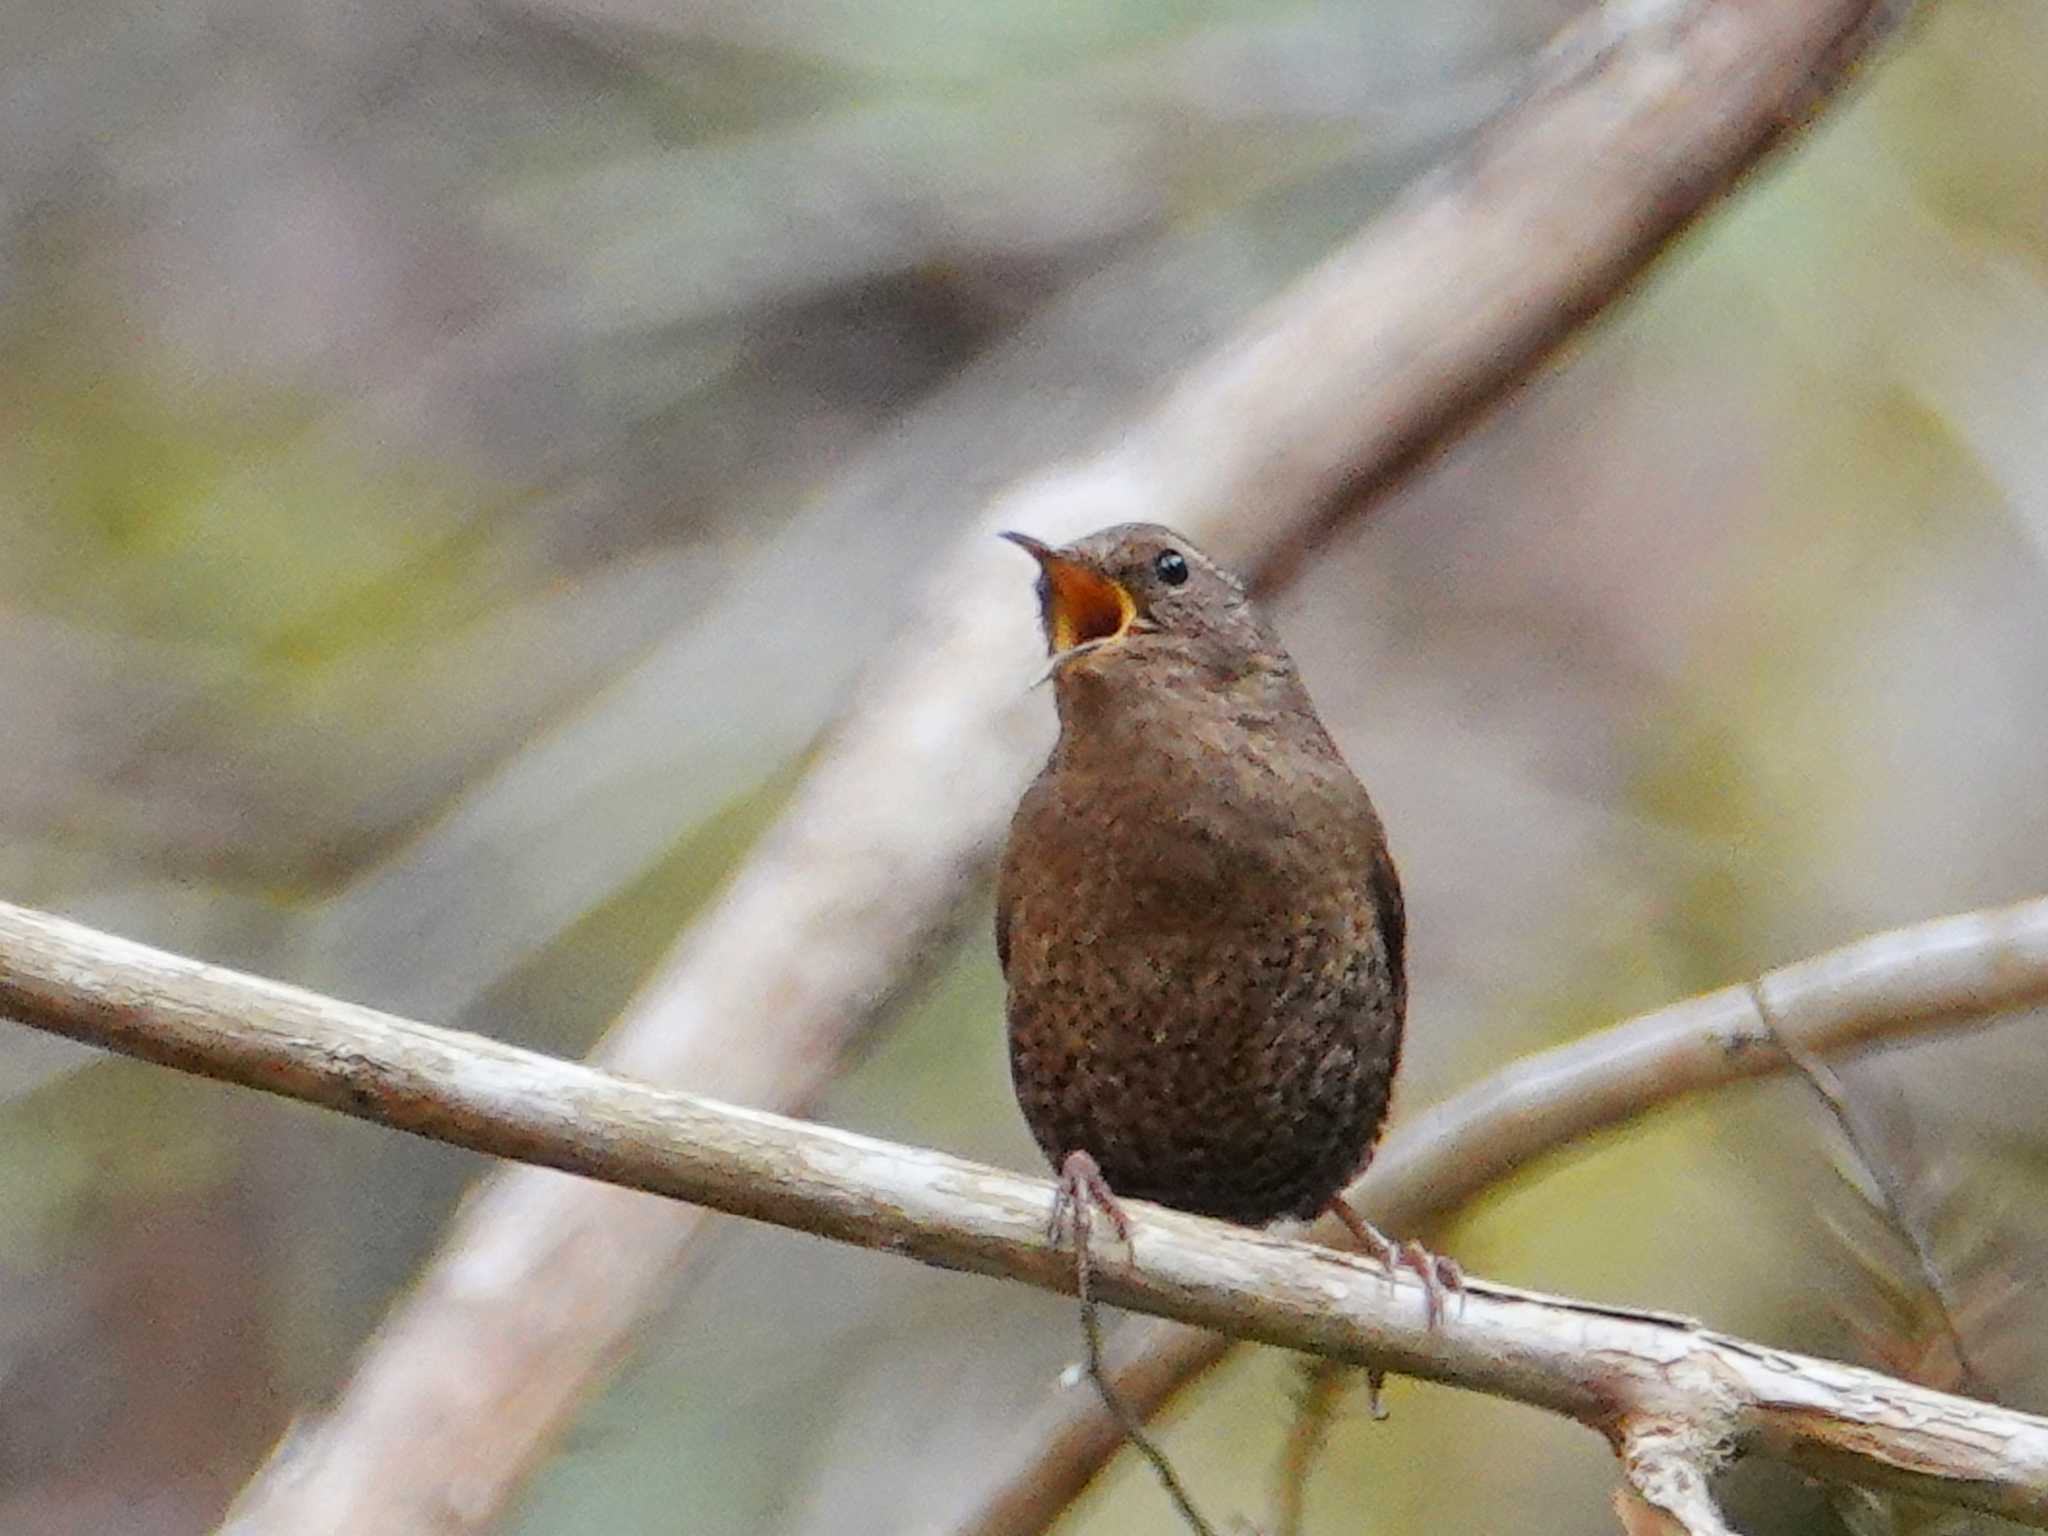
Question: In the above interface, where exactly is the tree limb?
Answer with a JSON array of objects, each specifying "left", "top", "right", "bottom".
[
  {"left": 189, "top": 0, "right": 1919, "bottom": 1527},
  {"left": 1622, "top": 1420, "right": 1743, "bottom": 1536},
  {"left": 1752, "top": 981, "right": 1990, "bottom": 1398},
  {"left": 949, "top": 896, "right": 2048, "bottom": 1536},
  {"left": 0, "top": 899, "right": 2044, "bottom": 1527}
]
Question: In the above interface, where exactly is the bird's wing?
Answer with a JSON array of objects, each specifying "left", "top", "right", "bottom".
[
  {"left": 993, "top": 869, "right": 1014, "bottom": 976},
  {"left": 1367, "top": 834, "right": 1405, "bottom": 1004}
]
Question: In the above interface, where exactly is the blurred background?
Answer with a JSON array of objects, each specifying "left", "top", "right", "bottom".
[{"left": 3, "top": 0, "right": 2047, "bottom": 1531}]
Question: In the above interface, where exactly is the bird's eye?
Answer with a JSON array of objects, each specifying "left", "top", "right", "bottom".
[{"left": 1154, "top": 549, "right": 1189, "bottom": 586}]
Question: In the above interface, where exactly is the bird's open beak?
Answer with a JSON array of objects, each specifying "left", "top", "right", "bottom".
[{"left": 1001, "top": 532, "right": 1137, "bottom": 655}]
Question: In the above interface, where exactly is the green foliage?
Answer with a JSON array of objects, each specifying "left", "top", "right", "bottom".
[
  {"left": 5, "top": 358, "right": 483, "bottom": 653},
  {"left": 0, "top": 1061, "right": 238, "bottom": 1262}
]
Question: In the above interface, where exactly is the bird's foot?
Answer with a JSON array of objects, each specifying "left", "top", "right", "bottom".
[
  {"left": 1324, "top": 1197, "right": 1464, "bottom": 1328},
  {"left": 1048, "top": 1148, "right": 1134, "bottom": 1255}
]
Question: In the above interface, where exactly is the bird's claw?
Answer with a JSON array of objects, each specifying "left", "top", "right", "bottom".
[
  {"left": 1396, "top": 1239, "right": 1465, "bottom": 1329},
  {"left": 1364, "top": 1367, "right": 1389, "bottom": 1421},
  {"left": 1049, "top": 1149, "right": 1133, "bottom": 1255},
  {"left": 1325, "top": 1198, "right": 1464, "bottom": 1328}
]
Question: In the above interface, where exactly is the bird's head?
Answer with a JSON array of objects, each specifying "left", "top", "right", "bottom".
[{"left": 1000, "top": 523, "right": 1273, "bottom": 684}]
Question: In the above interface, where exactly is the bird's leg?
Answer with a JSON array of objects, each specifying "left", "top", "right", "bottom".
[
  {"left": 1325, "top": 1196, "right": 1465, "bottom": 1329},
  {"left": 1047, "top": 1150, "right": 1221, "bottom": 1536}
]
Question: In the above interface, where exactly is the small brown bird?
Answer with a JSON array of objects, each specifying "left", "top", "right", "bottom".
[{"left": 996, "top": 523, "right": 1453, "bottom": 1304}]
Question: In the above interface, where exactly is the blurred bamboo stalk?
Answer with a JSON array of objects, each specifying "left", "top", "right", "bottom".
[
  {"left": 1, "top": 898, "right": 2045, "bottom": 1528},
  {"left": 146, "top": 0, "right": 1923, "bottom": 1528}
]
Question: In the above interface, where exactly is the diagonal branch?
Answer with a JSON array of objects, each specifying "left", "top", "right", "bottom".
[
  {"left": 1, "top": 899, "right": 2045, "bottom": 1528},
  {"left": 195, "top": 0, "right": 1918, "bottom": 1527},
  {"left": 1752, "top": 983, "right": 1989, "bottom": 1398},
  {"left": 949, "top": 896, "right": 2048, "bottom": 1536}
]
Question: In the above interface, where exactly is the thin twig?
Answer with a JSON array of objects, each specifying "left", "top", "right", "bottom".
[
  {"left": 1271, "top": 1360, "right": 1351, "bottom": 1536},
  {"left": 3, "top": 901, "right": 2048, "bottom": 1528},
  {"left": 1265, "top": 1209, "right": 1385, "bottom": 1536},
  {"left": 1068, "top": 1218, "right": 1221, "bottom": 1536},
  {"left": 1749, "top": 980, "right": 1990, "bottom": 1399}
]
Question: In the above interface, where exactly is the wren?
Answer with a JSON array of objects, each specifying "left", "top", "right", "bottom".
[{"left": 997, "top": 524, "right": 1455, "bottom": 1311}]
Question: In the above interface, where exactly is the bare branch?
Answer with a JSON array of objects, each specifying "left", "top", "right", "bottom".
[
  {"left": 1614, "top": 1486, "right": 1692, "bottom": 1536},
  {"left": 195, "top": 0, "right": 1918, "bottom": 1526},
  {"left": 950, "top": 897, "right": 2048, "bottom": 1536},
  {"left": 1271, "top": 1360, "right": 1352, "bottom": 1536},
  {"left": 1621, "top": 1419, "right": 1743, "bottom": 1536},
  {"left": 2, "top": 900, "right": 2047, "bottom": 1527},
  {"left": 1751, "top": 982, "right": 1990, "bottom": 1399},
  {"left": 1065, "top": 1201, "right": 1223, "bottom": 1536}
]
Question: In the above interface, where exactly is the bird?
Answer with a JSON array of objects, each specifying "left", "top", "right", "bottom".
[{"left": 995, "top": 522, "right": 1456, "bottom": 1314}]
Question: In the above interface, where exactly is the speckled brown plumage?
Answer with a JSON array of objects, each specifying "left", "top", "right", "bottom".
[{"left": 996, "top": 523, "right": 1406, "bottom": 1228}]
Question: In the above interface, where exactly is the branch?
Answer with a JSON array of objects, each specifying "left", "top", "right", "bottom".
[
  {"left": 1, "top": 900, "right": 2045, "bottom": 1528},
  {"left": 1622, "top": 1421, "right": 1742, "bottom": 1536},
  {"left": 1754, "top": 982, "right": 1990, "bottom": 1397},
  {"left": 1270, "top": 1359, "right": 1352, "bottom": 1536},
  {"left": 949, "top": 896, "right": 2048, "bottom": 1536},
  {"left": 211, "top": 0, "right": 1918, "bottom": 1527}
]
